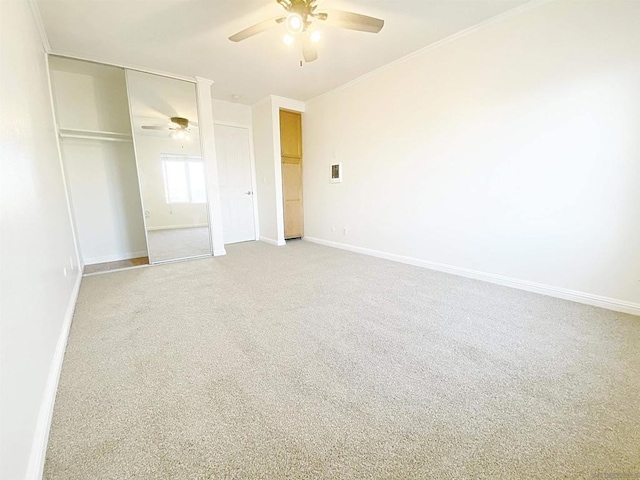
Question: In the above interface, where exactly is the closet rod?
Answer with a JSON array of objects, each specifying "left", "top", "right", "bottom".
[{"left": 59, "top": 133, "right": 133, "bottom": 142}]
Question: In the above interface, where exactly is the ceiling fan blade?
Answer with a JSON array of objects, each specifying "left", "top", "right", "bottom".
[
  {"left": 302, "top": 35, "right": 318, "bottom": 63},
  {"left": 229, "top": 16, "right": 286, "bottom": 42},
  {"left": 319, "top": 10, "right": 384, "bottom": 34},
  {"left": 141, "top": 125, "right": 169, "bottom": 130}
]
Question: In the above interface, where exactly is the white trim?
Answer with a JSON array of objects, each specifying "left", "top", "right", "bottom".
[
  {"left": 213, "top": 248, "right": 227, "bottom": 256},
  {"left": 196, "top": 78, "right": 226, "bottom": 255},
  {"left": 271, "top": 103, "right": 285, "bottom": 245},
  {"left": 306, "top": 0, "right": 553, "bottom": 106},
  {"left": 194, "top": 76, "right": 214, "bottom": 86},
  {"left": 49, "top": 50, "right": 196, "bottom": 83},
  {"left": 25, "top": 271, "right": 82, "bottom": 480},
  {"left": 146, "top": 224, "right": 209, "bottom": 231},
  {"left": 27, "top": 0, "right": 51, "bottom": 52},
  {"left": 271, "top": 95, "right": 306, "bottom": 113},
  {"left": 260, "top": 236, "right": 286, "bottom": 247},
  {"left": 304, "top": 237, "right": 640, "bottom": 317},
  {"left": 83, "top": 250, "right": 148, "bottom": 266}
]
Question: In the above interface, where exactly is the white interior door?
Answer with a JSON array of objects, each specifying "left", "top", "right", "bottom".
[{"left": 215, "top": 124, "right": 256, "bottom": 244}]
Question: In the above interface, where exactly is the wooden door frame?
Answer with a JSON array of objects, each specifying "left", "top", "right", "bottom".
[
  {"left": 279, "top": 109, "right": 304, "bottom": 239},
  {"left": 269, "top": 96, "right": 305, "bottom": 245}
]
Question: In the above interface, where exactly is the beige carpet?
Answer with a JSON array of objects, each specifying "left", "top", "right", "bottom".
[{"left": 45, "top": 241, "right": 639, "bottom": 479}]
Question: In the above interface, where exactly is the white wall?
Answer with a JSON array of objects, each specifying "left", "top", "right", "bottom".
[
  {"left": 0, "top": 1, "right": 80, "bottom": 478},
  {"left": 213, "top": 99, "right": 252, "bottom": 128},
  {"left": 303, "top": 0, "right": 640, "bottom": 312},
  {"left": 252, "top": 99, "right": 279, "bottom": 243},
  {"left": 60, "top": 139, "right": 147, "bottom": 263}
]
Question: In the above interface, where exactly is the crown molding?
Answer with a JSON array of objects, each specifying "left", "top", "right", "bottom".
[{"left": 27, "top": 0, "right": 51, "bottom": 53}]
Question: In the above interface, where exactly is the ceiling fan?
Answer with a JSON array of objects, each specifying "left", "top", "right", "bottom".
[
  {"left": 141, "top": 117, "right": 197, "bottom": 140},
  {"left": 229, "top": 0, "right": 385, "bottom": 63}
]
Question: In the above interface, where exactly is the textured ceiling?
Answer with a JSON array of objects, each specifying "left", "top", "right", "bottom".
[{"left": 37, "top": 0, "right": 530, "bottom": 104}]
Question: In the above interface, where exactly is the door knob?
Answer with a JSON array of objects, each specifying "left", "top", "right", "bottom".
[{"left": 245, "top": 191, "right": 253, "bottom": 195}]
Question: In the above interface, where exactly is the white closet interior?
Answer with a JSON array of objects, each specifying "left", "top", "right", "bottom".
[{"left": 49, "top": 57, "right": 148, "bottom": 267}]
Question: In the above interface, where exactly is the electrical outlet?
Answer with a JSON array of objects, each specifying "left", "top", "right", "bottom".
[
  {"left": 63, "top": 267, "right": 68, "bottom": 277},
  {"left": 342, "top": 227, "right": 348, "bottom": 236},
  {"left": 331, "top": 226, "right": 336, "bottom": 233}
]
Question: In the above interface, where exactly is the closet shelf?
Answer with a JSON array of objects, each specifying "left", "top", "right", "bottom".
[{"left": 58, "top": 128, "right": 133, "bottom": 143}]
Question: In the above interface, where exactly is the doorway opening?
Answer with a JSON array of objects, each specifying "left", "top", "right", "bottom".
[{"left": 279, "top": 109, "right": 304, "bottom": 240}]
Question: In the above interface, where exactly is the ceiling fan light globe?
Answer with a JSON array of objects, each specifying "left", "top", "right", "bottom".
[
  {"left": 286, "top": 13, "right": 303, "bottom": 33},
  {"left": 283, "top": 33, "right": 295, "bottom": 45},
  {"left": 310, "top": 30, "right": 321, "bottom": 43}
]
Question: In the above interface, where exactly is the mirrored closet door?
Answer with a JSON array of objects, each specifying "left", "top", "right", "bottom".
[{"left": 126, "top": 70, "right": 213, "bottom": 263}]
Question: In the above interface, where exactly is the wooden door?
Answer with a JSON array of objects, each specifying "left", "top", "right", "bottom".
[
  {"left": 280, "top": 110, "right": 303, "bottom": 239},
  {"left": 215, "top": 124, "right": 256, "bottom": 244}
]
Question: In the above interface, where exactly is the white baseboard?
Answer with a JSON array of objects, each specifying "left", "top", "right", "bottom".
[
  {"left": 213, "top": 248, "right": 227, "bottom": 256},
  {"left": 26, "top": 271, "right": 82, "bottom": 480},
  {"left": 146, "top": 224, "right": 208, "bottom": 231},
  {"left": 260, "top": 236, "right": 286, "bottom": 247},
  {"left": 304, "top": 237, "right": 640, "bottom": 316},
  {"left": 83, "top": 250, "right": 148, "bottom": 266}
]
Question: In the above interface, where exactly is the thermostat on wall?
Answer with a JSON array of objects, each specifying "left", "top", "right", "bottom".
[{"left": 331, "top": 163, "right": 342, "bottom": 183}]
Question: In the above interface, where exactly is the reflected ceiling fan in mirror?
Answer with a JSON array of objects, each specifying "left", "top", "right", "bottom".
[
  {"left": 141, "top": 116, "right": 197, "bottom": 140},
  {"left": 229, "top": 0, "right": 384, "bottom": 63}
]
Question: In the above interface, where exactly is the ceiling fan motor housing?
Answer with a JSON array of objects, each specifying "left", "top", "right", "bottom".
[
  {"left": 280, "top": 0, "right": 316, "bottom": 31},
  {"left": 170, "top": 117, "right": 189, "bottom": 129}
]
